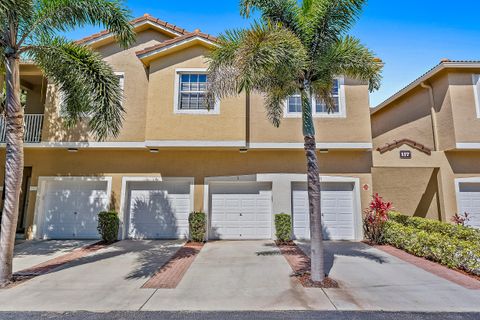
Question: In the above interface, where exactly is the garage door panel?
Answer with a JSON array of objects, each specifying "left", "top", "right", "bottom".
[
  {"left": 457, "top": 182, "right": 480, "bottom": 229},
  {"left": 127, "top": 181, "right": 191, "bottom": 239},
  {"left": 210, "top": 183, "right": 272, "bottom": 240},
  {"left": 293, "top": 181, "right": 356, "bottom": 241},
  {"left": 40, "top": 179, "right": 108, "bottom": 240}
]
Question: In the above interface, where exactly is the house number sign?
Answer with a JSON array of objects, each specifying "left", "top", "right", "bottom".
[{"left": 400, "top": 150, "right": 412, "bottom": 159}]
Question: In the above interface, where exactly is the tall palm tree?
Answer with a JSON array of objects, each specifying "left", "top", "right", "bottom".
[
  {"left": 0, "top": 0, "right": 135, "bottom": 287},
  {"left": 208, "top": 0, "right": 382, "bottom": 282}
]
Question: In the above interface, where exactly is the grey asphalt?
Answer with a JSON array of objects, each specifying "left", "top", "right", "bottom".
[{"left": 0, "top": 311, "right": 478, "bottom": 320}]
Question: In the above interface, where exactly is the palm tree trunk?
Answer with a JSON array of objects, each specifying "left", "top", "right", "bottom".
[
  {"left": 301, "top": 87, "right": 325, "bottom": 283},
  {"left": 0, "top": 55, "right": 24, "bottom": 287}
]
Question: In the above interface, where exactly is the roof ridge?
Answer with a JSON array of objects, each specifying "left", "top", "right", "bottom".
[
  {"left": 136, "top": 31, "right": 218, "bottom": 57},
  {"left": 76, "top": 14, "right": 189, "bottom": 45}
]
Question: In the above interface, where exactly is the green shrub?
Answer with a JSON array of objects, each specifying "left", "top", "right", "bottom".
[
  {"left": 384, "top": 220, "right": 480, "bottom": 276},
  {"left": 275, "top": 214, "right": 292, "bottom": 243},
  {"left": 189, "top": 211, "right": 206, "bottom": 242},
  {"left": 388, "top": 211, "right": 480, "bottom": 243},
  {"left": 97, "top": 211, "right": 120, "bottom": 243}
]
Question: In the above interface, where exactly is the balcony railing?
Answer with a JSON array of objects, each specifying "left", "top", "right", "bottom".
[{"left": 0, "top": 114, "right": 44, "bottom": 143}]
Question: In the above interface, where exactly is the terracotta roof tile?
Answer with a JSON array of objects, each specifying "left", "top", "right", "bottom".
[
  {"left": 76, "top": 14, "right": 189, "bottom": 45},
  {"left": 136, "top": 29, "right": 218, "bottom": 57}
]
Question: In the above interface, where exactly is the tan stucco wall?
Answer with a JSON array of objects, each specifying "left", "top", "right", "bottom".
[
  {"left": 371, "top": 86, "right": 435, "bottom": 149},
  {"left": 41, "top": 29, "right": 175, "bottom": 143},
  {"left": 145, "top": 45, "right": 247, "bottom": 142},
  {"left": 448, "top": 69, "right": 480, "bottom": 143},
  {"left": 251, "top": 78, "right": 372, "bottom": 144},
  {"left": 372, "top": 167, "right": 441, "bottom": 220},
  {"left": 0, "top": 149, "right": 372, "bottom": 237}
]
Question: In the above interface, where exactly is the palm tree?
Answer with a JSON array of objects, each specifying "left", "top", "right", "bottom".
[
  {"left": 207, "top": 0, "right": 382, "bottom": 282},
  {"left": 0, "top": 0, "right": 135, "bottom": 287}
]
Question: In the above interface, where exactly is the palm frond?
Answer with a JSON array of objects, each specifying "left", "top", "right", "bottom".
[
  {"left": 240, "top": 0, "right": 302, "bottom": 36},
  {"left": 301, "top": 0, "right": 366, "bottom": 56},
  {"left": 30, "top": 36, "right": 125, "bottom": 140},
  {"left": 314, "top": 35, "right": 383, "bottom": 92},
  {"left": 208, "top": 21, "right": 306, "bottom": 103},
  {"left": 18, "top": 0, "right": 135, "bottom": 48}
]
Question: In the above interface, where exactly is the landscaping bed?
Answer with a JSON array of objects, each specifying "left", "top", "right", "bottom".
[{"left": 383, "top": 212, "right": 480, "bottom": 277}]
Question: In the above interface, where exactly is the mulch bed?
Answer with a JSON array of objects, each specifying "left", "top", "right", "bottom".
[
  {"left": 371, "top": 243, "right": 480, "bottom": 290},
  {"left": 142, "top": 242, "right": 204, "bottom": 289},
  {"left": 276, "top": 241, "right": 338, "bottom": 289},
  {"left": 3, "top": 241, "right": 109, "bottom": 289}
]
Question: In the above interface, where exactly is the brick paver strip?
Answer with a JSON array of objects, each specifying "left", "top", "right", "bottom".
[
  {"left": 9, "top": 242, "right": 107, "bottom": 287},
  {"left": 277, "top": 243, "right": 310, "bottom": 275},
  {"left": 375, "top": 245, "right": 480, "bottom": 290},
  {"left": 142, "top": 242, "right": 204, "bottom": 289}
]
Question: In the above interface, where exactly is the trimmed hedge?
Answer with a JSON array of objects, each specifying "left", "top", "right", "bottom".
[
  {"left": 384, "top": 220, "right": 480, "bottom": 276},
  {"left": 189, "top": 211, "right": 206, "bottom": 242},
  {"left": 389, "top": 212, "right": 480, "bottom": 243},
  {"left": 275, "top": 214, "right": 292, "bottom": 242},
  {"left": 97, "top": 211, "right": 120, "bottom": 243}
]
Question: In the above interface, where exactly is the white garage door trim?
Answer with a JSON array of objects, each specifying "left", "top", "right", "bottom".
[
  {"left": 455, "top": 177, "right": 480, "bottom": 229},
  {"left": 34, "top": 176, "right": 112, "bottom": 240},
  {"left": 207, "top": 181, "right": 273, "bottom": 240},
  {"left": 292, "top": 176, "right": 363, "bottom": 241},
  {"left": 119, "top": 176, "right": 194, "bottom": 240}
]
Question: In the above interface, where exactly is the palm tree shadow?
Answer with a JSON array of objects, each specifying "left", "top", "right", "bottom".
[{"left": 296, "top": 241, "right": 388, "bottom": 275}]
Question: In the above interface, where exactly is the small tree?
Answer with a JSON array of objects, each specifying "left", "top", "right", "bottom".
[
  {"left": 363, "top": 193, "right": 393, "bottom": 244},
  {"left": 0, "top": 0, "right": 135, "bottom": 287}
]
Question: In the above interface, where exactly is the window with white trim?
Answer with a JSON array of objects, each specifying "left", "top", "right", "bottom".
[
  {"left": 285, "top": 78, "right": 345, "bottom": 118},
  {"left": 174, "top": 69, "right": 219, "bottom": 114},
  {"left": 474, "top": 74, "right": 480, "bottom": 118}
]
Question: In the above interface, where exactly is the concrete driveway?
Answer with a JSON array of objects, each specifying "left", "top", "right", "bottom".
[
  {"left": 0, "top": 240, "right": 184, "bottom": 311},
  {"left": 297, "top": 241, "right": 480, "bottom": 312},
  {"left": 1, "top": 240, "right": 480, "bottom": 312},
  {"left": 142, "top": 241, "right": 333, "bottom": 311},
  {"left": 13, "top": 240, "right": 96, "bottom": 272}
]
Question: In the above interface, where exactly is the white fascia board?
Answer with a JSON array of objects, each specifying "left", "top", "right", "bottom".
[
  {"left": 137, "top": 36, "right": 219, "bottom": 60},
  {"left": 456, "top": 143, "right": 480, "bottom": 150},
  {"left": 248, "top": 142, "right": 372, "bottom": 150},
  {"left": 0, "top": 142, "right": 147, "bottom": 149},
  {"left": 146, "top": 140, "right": 246, "bottom": 148},
  {"left": 82, "top": 20, "right": 184, "bottom": 46}
]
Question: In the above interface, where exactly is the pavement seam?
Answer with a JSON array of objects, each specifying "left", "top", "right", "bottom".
[
  {"left": 138, "top": 289, "right": 158, "bottom": 311},
  {"left": 321, "top": 288, "right": 338, "bottom": 310}
]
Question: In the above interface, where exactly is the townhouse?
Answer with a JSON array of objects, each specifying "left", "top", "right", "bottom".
[
  {"left": 0, "top": 15, "right": 374, "bottom": 242},
  {"left": 371, "top": 60, "right": 480, "bottom": 228}
]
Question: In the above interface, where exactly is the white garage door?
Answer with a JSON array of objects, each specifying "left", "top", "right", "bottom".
[
  {"left": 125, "top": 180, "right": 191, "bottom": 239},
  {"left": 39, "top": 179, "right": 110, "bottom": 239},
  {"left": 210, "top": 182, "right": 272, "bottom": 240},
  {"left": 457, "top": 182, "right": 480, "bottom": 229},
  {"left": 293, "top": 182, "right": 356, "bottom": 241}
]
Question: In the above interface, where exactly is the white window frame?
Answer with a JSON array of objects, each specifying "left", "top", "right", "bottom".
[
  {"left": 174, "top": 68, "right": 220, "bottom": 115},
  {"left": 115, "top": 72, "right": 125, "bottom": 106},
  {"left": 283, "top": 77, "right": 346, "bottom": 118},
  {"left": 473, "top": 74, "right": 480, "bottom": 118}
]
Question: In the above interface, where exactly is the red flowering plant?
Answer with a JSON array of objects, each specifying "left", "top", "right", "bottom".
[
  {"left": 363, "top": 194, "right": 393, "bottom": 244},
  {"left": 451, "top": 212, "right": 470, "bottom": 226}
]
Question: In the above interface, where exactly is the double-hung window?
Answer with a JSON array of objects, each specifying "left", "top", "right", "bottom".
[
  {"left": 175, "top": 69, "right": 219, "bottom": 114},
  {"left": 285, "top": 77, "right": 345, "bottom": 118}
]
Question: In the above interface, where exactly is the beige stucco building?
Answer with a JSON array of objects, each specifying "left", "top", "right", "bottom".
[
  {"left": 371, "top": 60, "right": 480, "bottom": 228},
  {"left": 0, "top": 15, "right": 375, "bottom": 241}
]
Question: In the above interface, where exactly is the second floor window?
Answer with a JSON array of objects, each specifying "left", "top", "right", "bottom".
[
  {"left": 285, "top": 77, "right": 345, "bottom": 118},
  {"left": 179, "top": 73, "right": 208, "bottom": 110}
]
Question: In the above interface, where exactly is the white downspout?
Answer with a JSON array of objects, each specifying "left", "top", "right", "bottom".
[{"left": 421, "top": 82, "right": 439, "bottom": 151}]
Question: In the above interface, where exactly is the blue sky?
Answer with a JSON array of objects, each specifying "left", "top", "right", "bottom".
[{"left": 67, "top": 0, "right": 480, "bottom": 107}]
